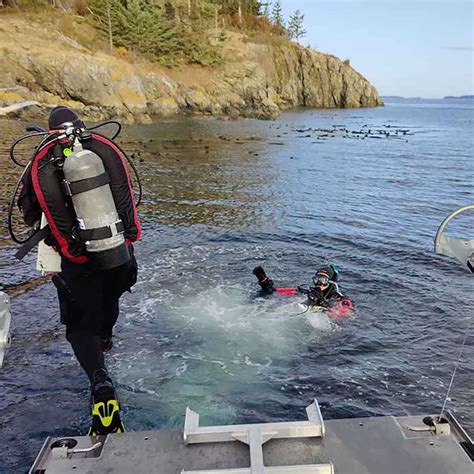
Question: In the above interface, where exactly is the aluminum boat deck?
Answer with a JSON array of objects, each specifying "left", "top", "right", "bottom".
[{"left": 30, "top": 400, "right": 473, "bottom": 474}]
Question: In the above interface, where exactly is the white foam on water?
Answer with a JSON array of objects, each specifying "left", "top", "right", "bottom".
[
  {"left": 305, "top": 311, "right": 334, "bottom": 330},
  {"left": 114, "top": 243, "right": 342, "bottom": 425},
  {"left": 113, "top": 282, "right": 340, "bottom": 426}
]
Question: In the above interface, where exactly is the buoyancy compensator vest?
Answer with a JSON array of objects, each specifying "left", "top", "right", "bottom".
[{"left": 12, "top": 121, "right": 141, "bottom": 270}]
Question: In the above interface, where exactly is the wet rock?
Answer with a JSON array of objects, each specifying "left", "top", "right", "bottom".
[{"left": 150, "top": 97, "right": 180, "bottom": 116}]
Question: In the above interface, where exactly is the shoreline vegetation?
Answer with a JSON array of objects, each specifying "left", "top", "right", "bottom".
[{"left": 0, "top": 0, "right": 383, "bottom": 122}]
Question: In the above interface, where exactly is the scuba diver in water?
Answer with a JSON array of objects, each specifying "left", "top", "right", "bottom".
[
  {"left": 11, "top": 106, "right": 141, "bottom": 435},
  {"left": 253, "top": 265, "right": 353, "bottom": 316}
]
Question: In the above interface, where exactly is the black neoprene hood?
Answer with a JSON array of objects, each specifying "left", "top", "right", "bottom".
[
  {"left": 48, "top": 106, "right": 85, "bottom": 129},
  {"left": 315, "top": 265, "right": 338, "bottom": 282}
]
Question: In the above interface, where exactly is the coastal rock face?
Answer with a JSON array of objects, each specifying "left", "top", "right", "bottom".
[
  {"left": 0, "top": 17, "right": 382, "bottom": 121},
  {"left": 216, "top": 38, "right": 382, "bottom": 114}
]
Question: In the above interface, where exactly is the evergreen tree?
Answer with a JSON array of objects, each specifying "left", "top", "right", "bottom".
[
  {"left": 243, "top": 0, "right": 263, "bottom": 15},
  {"left": 288, "top": 9, "right": 306, "bottom": 43},
  {"left": 271, "top": 0, "right": 283, "bottom": 28},
  {"left": 89, "top": 0, "right": 124, "bottom": 50},
  {"left": 262, "top": 1, "right": 271, "bottom": 19},
  {"left": 212, "top": 0, "right": 262, "bottom": 15},
  {"left": 89, "top": 0, "right": 221, "bottom": 63}
]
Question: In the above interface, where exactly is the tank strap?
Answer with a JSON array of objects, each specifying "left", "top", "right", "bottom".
[
  {"left": 15, "top": 225, "right": 51, "bottom": 260},
  {"left": 77, "top": 220, "right": 124, "bottom": 241},
  {"left": 62, "top": 172, "right": 110, "bottom": 197}
]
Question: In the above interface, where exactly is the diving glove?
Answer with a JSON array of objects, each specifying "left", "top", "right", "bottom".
[
  {"left": 307, "top": 287, "right": 326, "bottom": 306},
  {"left": 297, "top": 285, "right": 310, "bottom": 295},
  {"left": 253, "top": 266, "right": 267, "bottom": 281},
  {"left": 253, "top": 266, "right": 275, "bottom": 293},
  {"left": 88, "top": 369, "right": 125, "bottom": 436}
]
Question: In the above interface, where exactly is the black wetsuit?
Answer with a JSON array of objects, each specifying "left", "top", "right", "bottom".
[
  {"left": 52, "top": 248, "right": 137, "bottom": 382},
  {"left": 19, "top": 159, "right": 138, "bottom": 383},
  {"left": 300, "top": 284, "right": 342, "bottom": 307},
  {"left": 257, "top": 277, "right": 343, "bottom": 307}
]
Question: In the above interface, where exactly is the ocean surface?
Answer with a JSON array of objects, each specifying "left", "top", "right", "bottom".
[{"left": 0, "top": 99, "right": 473, "bottom": 471}]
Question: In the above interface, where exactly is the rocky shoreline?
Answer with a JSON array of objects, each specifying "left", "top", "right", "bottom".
[{"left": 0, "top": 14, "right": 383, "bottom": 123}]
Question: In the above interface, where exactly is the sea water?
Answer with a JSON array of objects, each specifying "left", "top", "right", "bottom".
[{"left": 0, "top": 99, "right": 472, "bottom": 471}]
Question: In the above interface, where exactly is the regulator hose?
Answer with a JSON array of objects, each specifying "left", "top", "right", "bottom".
[
  {"left": 7, "top": 162, "right": 33, "bottom": 244},
  {"left": 7, "top": 134, "right": 62, "bottom": 244},
  {"left": 9, "top": 132, "right": 50, "bottom": 167},
  {"left": 87, "top": 120, "right": 122, "bottom": 141}
]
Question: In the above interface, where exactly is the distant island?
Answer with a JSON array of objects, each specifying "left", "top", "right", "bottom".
[
  {"left": 382, "top": 95, "right": 474, "bottom": 102},
  {"left": 381, "top": 96, "right": 420, "bottom": 101},
  {"left": 444, "top": 95, "right": 474, "bottom": 100}
]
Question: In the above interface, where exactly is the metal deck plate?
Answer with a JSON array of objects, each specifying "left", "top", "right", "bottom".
[
  {"left": 323, "top": 416, "right": 473, "bottom": 474},
  {"left": 30, "top": 414, "right": 473, "bottom": 473}
]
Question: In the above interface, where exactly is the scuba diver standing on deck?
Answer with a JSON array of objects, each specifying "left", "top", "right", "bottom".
[{"left": 10, "top": 106, "right": 141, "bottom": 435}]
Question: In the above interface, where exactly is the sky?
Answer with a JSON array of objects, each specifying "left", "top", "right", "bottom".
[{"left": 278, "top": 0, "right": 473, "bottom": 98}]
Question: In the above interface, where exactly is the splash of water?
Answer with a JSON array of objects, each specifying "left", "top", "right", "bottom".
[{"left": 113, "top": 284, "right": 338, "bottom": 427}]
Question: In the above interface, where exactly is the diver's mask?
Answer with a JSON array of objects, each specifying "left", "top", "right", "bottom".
[{"left": 313, "top": 275, "right": 331, "bottom": 287}]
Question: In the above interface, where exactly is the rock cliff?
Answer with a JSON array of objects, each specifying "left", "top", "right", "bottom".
[{"left": 0, "top": 15, "right": 383, "bottom": 121}]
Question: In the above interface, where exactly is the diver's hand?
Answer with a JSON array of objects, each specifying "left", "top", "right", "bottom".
[
  {"left": 297, "top": 285, "right": 310, "bottom": 295},
  {"left": 253, "top": 266, "right": 275, "bottom": 293},
  {"left": 308, "top": 287, "right": 325, "bottom": 304},
  {"left": 252, "top": 266, "right": 267, "bottom": 282}
]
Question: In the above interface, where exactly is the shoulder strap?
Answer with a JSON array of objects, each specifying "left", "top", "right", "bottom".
[{"left": 15, "top": 226, "right": 51, "bottom": 261}]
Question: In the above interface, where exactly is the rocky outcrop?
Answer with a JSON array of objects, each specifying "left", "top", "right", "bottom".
[{"left": 0, "top": 16, "right": 382, "bottom": 122}]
